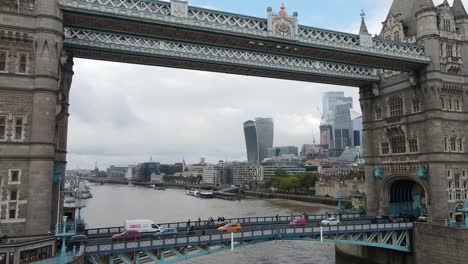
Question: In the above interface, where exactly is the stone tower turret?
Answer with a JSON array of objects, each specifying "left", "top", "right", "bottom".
[{"left": 416, "top": 0, "right": 440, "bottom": 71}]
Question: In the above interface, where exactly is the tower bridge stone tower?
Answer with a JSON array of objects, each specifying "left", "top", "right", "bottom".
[
  {"left": 363, "top": 0, "right": 468, "bottom": 223},
  {"left": 0, "top": 0, "right": 68, "bottom": 235}
]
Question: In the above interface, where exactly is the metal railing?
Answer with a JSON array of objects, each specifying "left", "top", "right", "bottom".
[{"left": 84, "top": 213, "right": 363, "bottom": 235}]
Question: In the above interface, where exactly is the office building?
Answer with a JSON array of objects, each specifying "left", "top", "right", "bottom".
[
  {"left": 135, "top": 162, "right": 160, "bottom": 182},
  {"left": 243, "top": 118, "right": 274, "bottom": 162},
  {"left": 267, "top": 146, "right": 298, "bottom": 158},
  {"left": 262, "top": 161, "right": 306, "bottom": 182},
  {"left": 320, "top": 92, "right": 353, "bottom": 150}
]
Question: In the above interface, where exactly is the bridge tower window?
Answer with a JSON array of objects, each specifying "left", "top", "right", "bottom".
[
  {"left": 0, "top": 116, "right": 6, "bottom": 140},
  {"left": 446, "top": 44, "right": 453, "bottom": 57},
  {"left": 14, "top": 117, "right": 24, "bottom": 141},
  {"left": 10, "top": 190, "right": 17, "bottom": 201},
  {"left": 17, "top": 53, "right": 28, "bottom": 74},
  {"left": 393, "top": 31, "right": 400, "bottom": 41},
  {"left": 457, "top": 137, "right": 463, "bottom": 152},
  {"left": 381, "top": 141, "right": 390, "bottom": 155},
  {"left": 388, "top": 96, "right": 403, "bottom": 117},
  {"left": 0, "top": 50, "right": 7, "bottom": 72},
  {"left": 409, "top": 138, "right": 418, "bottom": 153},
  {"left": 412, "top": 99, "right": 421, "bottom": 113},
  {"left": 375, "top": 106, "right": 382, "bottom": 120},
  {"left": 390, "top": 134, "right": 406, "bottom": 154},
  {"left": 450, "top": 137, "right": 457, "bottom": 152},
  {"left": 8, "top": 169, "right": 20, "bottom": 184},
  {"left": 9, "top": 209, "right": 16, "bottom": 219}
]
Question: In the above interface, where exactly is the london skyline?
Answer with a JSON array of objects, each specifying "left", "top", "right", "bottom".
[{"left": 66, "top": 0, "right": 461, "bottom": 169}]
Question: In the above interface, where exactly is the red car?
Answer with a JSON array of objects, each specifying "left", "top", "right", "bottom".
[
  {"left": 289, "top": 218, "right": 307, "bottom": 227},
  {"left": 112, "top": 230, "right": 141, "bottom": 242}
]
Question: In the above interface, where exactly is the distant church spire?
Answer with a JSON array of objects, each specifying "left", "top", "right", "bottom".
[
  {"left": 359, "top": 9, "right": 369, "bottom": 34},
  {"left": 452, "top": 0, "right": 468, "bottom": 19}
]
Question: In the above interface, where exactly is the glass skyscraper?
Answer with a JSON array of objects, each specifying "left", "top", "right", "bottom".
[
  {"left": 320, "top": 92, "right": 353, "bottom": 150},
  {"left": 243, "top": 118, "right": 274, "bottom": 163}
]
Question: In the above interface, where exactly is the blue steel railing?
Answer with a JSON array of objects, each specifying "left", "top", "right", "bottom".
[
  {"left": 85, "top": 213, "right": 363, "bottom": 236},
  {"left": 33, "top": 251, "right": 77, "bottom": 264},
  {"left": 84, "top": 222, "right": 413, "bottom": 255}
]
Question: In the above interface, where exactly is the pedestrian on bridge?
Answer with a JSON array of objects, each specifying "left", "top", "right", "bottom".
[
  {"left": 276, "top": 214, "right": 279, "bottom": 221},
  {"left": 198, "top": 217, "right": 201, "bottom": 226},
  {"left": 187, "top": 219, "right": 191, "bottom": 227}
]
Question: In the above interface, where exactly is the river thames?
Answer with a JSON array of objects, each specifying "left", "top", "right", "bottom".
[{"left": 81, "top": 184, "right": 365, "bottom": 264}]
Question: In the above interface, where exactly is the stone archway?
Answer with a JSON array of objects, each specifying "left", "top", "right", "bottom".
[
  {"left": 380, "top": 177, "right": 429, "bottom": 217},
  {"left": 387, "top": 179, "right": 427, "bottom": 216}
]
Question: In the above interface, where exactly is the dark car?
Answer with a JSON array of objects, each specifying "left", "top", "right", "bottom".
[
  {"left": 67, "top": 235, "right": 88, "bottom": 249},
  {"left": 112, "top": 230, "right": 141, "bottom": 242},
  {"left": 154, "top": 228, "right": 177, "bottom": 238},
  {"left": 392, "top": 214, "right": 416, "bottom": 223},
  {"left": 372, "top": 215, "right": 390, "bottom": 224}
]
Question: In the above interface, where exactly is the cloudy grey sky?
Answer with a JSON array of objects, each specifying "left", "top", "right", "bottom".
[{"left": 67, "top": 0, "right": 461, "bottom": 169}]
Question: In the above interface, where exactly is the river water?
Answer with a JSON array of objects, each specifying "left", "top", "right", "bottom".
[{"left": 81, "top": 184, "right": 365, "bottom": 264}]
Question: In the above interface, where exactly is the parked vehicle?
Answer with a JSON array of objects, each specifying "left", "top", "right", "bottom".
[
  {"left": 154, "top": 228, "right": 178, "bottom": 238},
  {"left": 372, "top": 215, "right": 390, "bottom": 224},
  {"left": 112, "top": 230, "right": 141, "bottom": 242},
  {"left": 218, "top": 223, "right": 242, "bottom": 233},
  {"left": 125, "top": 220, "right": 161, "bottom": 233},
  {"left": 393, "top": 214, "right": 416, "bottom": 223},
  {"left": 289, "top": 217, "right": 307, "bottom": 227},
  {"left": 417, "top": 214, "right": 428, "bottom": 222},
  {"left": 320, "top": 218, "right": 340, "bottom": 226}
]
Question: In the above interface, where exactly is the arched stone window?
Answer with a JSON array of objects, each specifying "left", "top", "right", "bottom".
[{"left": 388, "top": 96, "right": 403, "bottom": 117}]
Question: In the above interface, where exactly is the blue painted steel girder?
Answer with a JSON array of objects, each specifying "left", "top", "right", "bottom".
[
  {"left": 59, "top": 0, "right": 430, "bottom": 72},
  {"left": 64, "top": 27, "right": 380, "bottom": 87}
]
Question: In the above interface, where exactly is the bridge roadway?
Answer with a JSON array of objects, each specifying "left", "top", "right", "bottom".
[
  {"left": 84, "top": 213, "right": 365, "bottom": 238},
  {"left": 82, "top": 214, "right": 413, "bottom": 263},
  {"left": 85, "top": 221, "right": 413, "bottom": 264}
]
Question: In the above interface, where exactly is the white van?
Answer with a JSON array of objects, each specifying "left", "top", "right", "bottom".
[{"left": 125, "top": 220, "right": 162, "bottom": 233}]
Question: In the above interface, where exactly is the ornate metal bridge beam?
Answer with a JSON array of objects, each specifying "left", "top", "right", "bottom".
[{"left": 63, "top": 27, "right": 380, "bottom": 86}]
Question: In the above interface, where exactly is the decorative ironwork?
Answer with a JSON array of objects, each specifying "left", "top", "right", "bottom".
[
  {"left": 188, "top": 8, "right": 268, "bottom": 31},
  {"left": 64, "top": 28, "right": 379, "bottom": 81},
  {"left": 299, "top": 27, "right": 360, "bottom": 46},
  {"left": 67, "top": 0, "right": 171, "bottom": 16},
  {"left": 373, "top": 39, "right": 425, "bottom": 56}
]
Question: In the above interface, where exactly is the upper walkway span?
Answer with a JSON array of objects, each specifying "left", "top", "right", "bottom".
[{"left": 59, "top": 0, "right": 431, "bottom": 83}]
